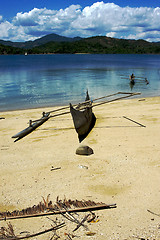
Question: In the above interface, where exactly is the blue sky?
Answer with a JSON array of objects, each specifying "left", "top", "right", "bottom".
[{"left": 0, "top": 0, "right": 160, "bottom": 42}]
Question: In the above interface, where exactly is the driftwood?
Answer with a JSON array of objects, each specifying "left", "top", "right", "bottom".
[
  {"left": 0, "top": 222, "right": 65, "bottom": 240},
  {"left": 0, "top": 198, "right": 116, "bottom": 221},
  {"left": 50, "top": 167, "right": 61, "bottom": 171}
]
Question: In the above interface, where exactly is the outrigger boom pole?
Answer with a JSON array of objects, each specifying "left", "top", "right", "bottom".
[
  {"left": 45, "top": 92, "right": 131, "bottom": 115},
  {"left": 48, "top": 92, "right": 140, "bottom": 118},
  {"left": 34, "top": 91, "right": 141, "bottom": 121}
]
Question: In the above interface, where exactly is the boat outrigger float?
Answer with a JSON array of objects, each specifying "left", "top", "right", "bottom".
[
  {"left": 12, "top": 112, "right": 50, "bottom": 142},
  {"left": 12, "top": 91, "right": 141, "bottom": 142}
]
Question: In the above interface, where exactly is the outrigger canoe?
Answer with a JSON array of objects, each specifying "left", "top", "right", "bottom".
[
  {"left": 12, "top": 112, "right": 50, "bottom": 142},
  {"left": 12, "top": 91, "right": 141, "bottom": 142}
]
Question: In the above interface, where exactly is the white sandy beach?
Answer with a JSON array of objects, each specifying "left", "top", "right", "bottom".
[{"left": 0, "top": 96, "right": 160, "bottom": 239}]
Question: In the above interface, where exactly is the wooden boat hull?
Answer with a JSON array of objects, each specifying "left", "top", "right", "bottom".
[{"left": 70, "top": 104, "right": 96, "bottom": 142}]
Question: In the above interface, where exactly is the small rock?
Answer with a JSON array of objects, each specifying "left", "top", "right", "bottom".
[{"left": 76, "top": 145, "right": 94, "bottom": 156}]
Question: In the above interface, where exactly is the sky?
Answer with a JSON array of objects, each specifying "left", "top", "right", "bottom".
[{"left": 0, "top": 0, "right": 160, "bottom": 42}]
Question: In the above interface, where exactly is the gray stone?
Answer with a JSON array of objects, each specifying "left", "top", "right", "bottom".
[{"left": 76, "top": 145, "right": 94, "bottom": 156}]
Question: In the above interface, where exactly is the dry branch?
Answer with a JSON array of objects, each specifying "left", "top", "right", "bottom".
[
  {"left": 147, "top": 209, "right": 160, "bottom": 217},
  {"left": 0, "top": 222, "right": 65, "bottom": 240},
  {"left": 55, "top": 200, "right": 89, "bottom": 231},
  {"left": 73, "top": 214, "right": 90, "bottom": 232}
]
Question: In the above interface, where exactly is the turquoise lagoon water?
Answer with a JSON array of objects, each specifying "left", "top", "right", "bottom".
[{"left": 0, "top": 54, "right": 160, "bottom": 111}]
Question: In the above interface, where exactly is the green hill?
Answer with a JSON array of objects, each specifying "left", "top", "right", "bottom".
[
  {"left": 0, "top": 44, "right": 25, "bottom": 55},
  {"left": 0, "top": 33, "right": 82, "bottom": 49},
  {"left": 0, "top": 34, "right": 160, "bottom": 54},
  {"left": 28, "top": 36, "right": 160, "bottom": 54}
]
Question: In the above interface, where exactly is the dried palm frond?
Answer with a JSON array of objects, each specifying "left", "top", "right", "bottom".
[{"left": 0, "top": 222, "right": 17, "bottom": 239}]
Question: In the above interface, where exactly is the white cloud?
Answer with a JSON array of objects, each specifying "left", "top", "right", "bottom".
[
  {"left": 127, "top": 30, "right": 160, "bottom": 42},
  {"left": 0, "top": 21, "right": 13, "bottom": 39},
  {"left": 106, "top": 32, "right": 116, "bottom": 38},
  {"left": 0, "top": 2, "right": 160, "bottom": 42}
]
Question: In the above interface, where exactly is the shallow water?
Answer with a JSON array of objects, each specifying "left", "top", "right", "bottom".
[{"left": 0, "top": 54, "right": 160, "bottom": 111}]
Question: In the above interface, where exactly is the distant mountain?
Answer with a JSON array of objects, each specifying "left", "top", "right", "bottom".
[
  {"left": 0, "top": 33, "right": 82, "bottom": 49},
  {"left": 28, "top": 36, "right": 160, "bottom": 54},
  {"left": 0, "top": 34, "right": 160, "bottom": 54}
]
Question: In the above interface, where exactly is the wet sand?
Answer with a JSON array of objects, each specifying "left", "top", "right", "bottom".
[{"left": 0, "top": 96, "right": 160, "bottom": 239}]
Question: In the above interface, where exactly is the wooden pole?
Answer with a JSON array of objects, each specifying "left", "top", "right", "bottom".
[
  {"left": 46, "top": 92, "right": 124, "bottom": 115},
  {"left": 123, "top": 116, "right": 146, "bottom": 128},
  {"left": 92, "top": 92, "right": 140, "bottom": 109}
]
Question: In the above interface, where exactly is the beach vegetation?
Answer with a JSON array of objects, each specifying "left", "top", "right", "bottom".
[{"left": 0, "top": 44, "right": 25, "bottom": 55}]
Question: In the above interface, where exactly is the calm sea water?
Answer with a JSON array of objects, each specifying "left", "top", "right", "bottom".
[{"left": 0, "top": 54, "right": 160, "bottom": 111}]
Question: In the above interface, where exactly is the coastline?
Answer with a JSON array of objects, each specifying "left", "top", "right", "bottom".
[
  {"left": 0, "top": 93, "right": 159, "bottom": 113},
  {"left": 0, "top": 96, "right": 160, "bottom": 239}
]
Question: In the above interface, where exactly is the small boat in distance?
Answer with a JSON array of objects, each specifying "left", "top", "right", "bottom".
[
  {"left": 121, "top": 74, "right": 150, "bottom": 89},
  {"left": 129, "top": 73, "right": 135, "bottom": 85}
]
